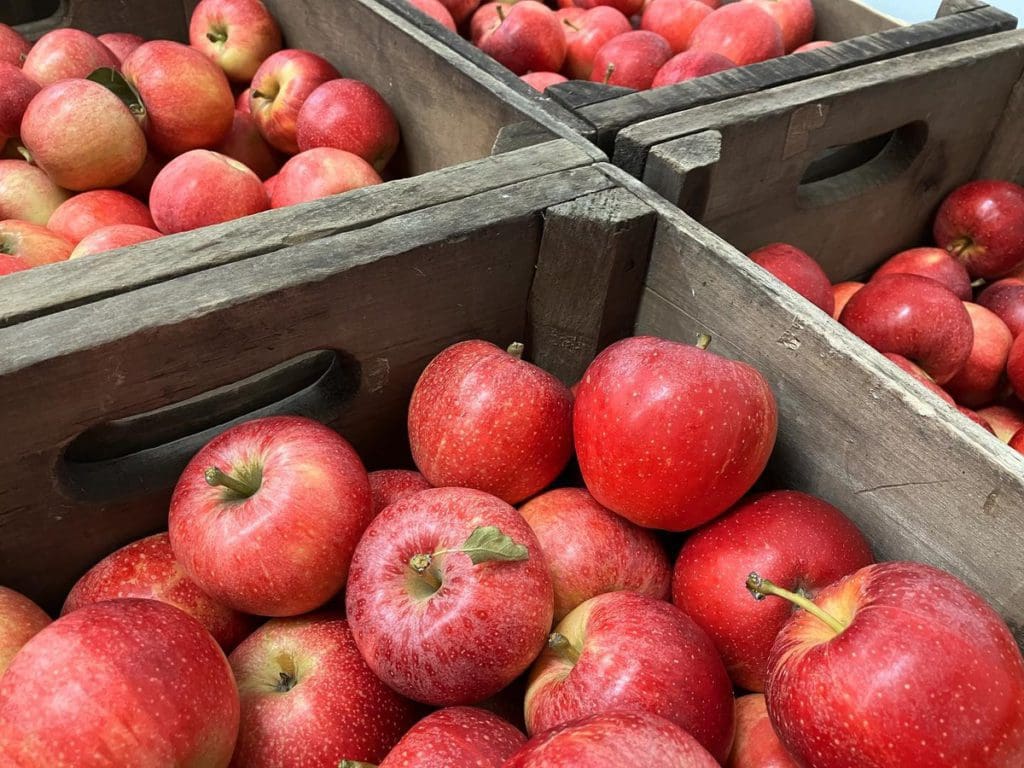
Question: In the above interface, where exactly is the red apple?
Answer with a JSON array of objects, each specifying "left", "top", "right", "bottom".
[
  {"left": 641, "top": 0, "right": 711, "bottom": 54},
  {"left": 576, "top": 0, "right": 645, "bottom": 19},
  {"left": 0, "top": 24, "right": 30, "bottom": 67},
  {"left": 727, "top": 694, "right": 798, "bottom": 768},
  {"left": 189, "top": 0, "right": 283, "bottom": 83},
  {"left": 270, "top": 147, "right": 382, "bottom": 208},
  {"left": 408, "top": 340, "right": 573, "bottom": 504},
  {"left": 589, "top": 30, "right": 672, "bottom": 89},
  {"left": 250, "top": 49, "right": 340, "bottom": 154},
  {"left": 169, "top": 415, "right": 373, "bottom": 616},
  {"left": 123, "top": 40, "right": 235, "bottom": 157},
  {"left": 0, "top": 219, "right": 73, "bottom": 266},
  {"left": 521, "top": 71, "right": 568, "bottom": 91},
  {"left": 380, "top": 707, "right": 526, "bottom": 767},
  {"left": 97, "top": 32, "right": 145, "bottom": 63},
  {"left": 410, "top": 0, "right": 459, "bottom": 31},
  {"left": 150, "top": 149, "right": 269, "bottom": 234},
  {"left": 296, "top": 79, "right": 401, "bottom": 172},
  {"left": 672, "top": 490, "right": 873, "bottom": 692},
  {"left": 744, "top": 0, "right": 814, "bottom": 53},
  {"left": 439, "top": 0, "right": 485, "bottom": 25},
  {"left": 264, "top": 172, "right": 278, "bottom": 198},
  {"left": 229, "top": 613, "right": 419, "bottom": 766},
  {"left": 652, "top": 49, "right": 735, "bottom": 87},
  {"left": 21, "top": 28, "right": 118, "bottom": 86},
  {"left": 520, "top": 487, "right": 671, "bottom": 621},
  {"left": 562, "top": 6, "right": 632, "bottom": 80},
  {"left": 872, "top": 246, "right": 972, "bottom": 300},
  {"left": 793, "top": 40, "right": 832, "bottom": 52},
  {"left": 689, "top": 3, "right": 784, "bottom": 66},
  {"left": 0, "top": 599, "right": 240, "bottom": 766},
  {"left": 1010, "top": 425, "right": 1024, "bottom": 453},
  {"left": 883, "top": 352, "right": 955, "bottom": 405},
  {"left": 749, "top": 242, "right": 834, "bottom": 315},
  {"left": 214, "top": 109, "right": 281, "bottom": 180},
  {"left": 574, "top": 335, "right": 777, "bottom": 531},
  {"left": 756, "top": 561, "right": 1024, "bottom": 767},
  {"left": 934, "top": 179, "right": 1024, "bottom": 279},
  {"left": 839, "top": 273, "right": 973, "bottom": 385},
  {"left": 0, "top": 253, "right": 30, "bottom": 275},
  {"left": 48, "top": 189, "right": 155, "bottom": 245},
  {"left": 507, "top": 710, "right": 719, "bottom": 767},
  {"left": 346, "top": 486, "right": 554, "bottom": 705},
  {"left": 480, "top": 1, "right": 568, "bottom": 77},
  {"left": 368, "top": 468, "right": 431, "bottom": 516},
  {"left": 21, "top": 79, "right": 147, "bottom": 191},
  {"left": 944, "top": 303, "right": 1013, "bottom": 407},
  {"left": 119, "top": 150, "right": 165, "bottom": 202},
  {"left": 236, "top": 86, "right": 252, "bottom": 113},
  {"left": 0, "top": 62, "right": 38, "bottom": 142},
  {"left": 0, "top": 586, "right": 50, "bottom": 676},
  {"left": 0, "top": 159, "right": 68, "bottom": 225},
  {"left": 977, "top": 278, "right": 1024, "bottom": 338},
  {"left": 1006, "top": 333, "right": 1024, "bottom": 401},
  {"left": 62, "top": 532, "right": 256, "bottom": 652},
  {"left": 525, "top": 591, "right": 734, "bottom": 761},
  {"left": 69, "top": 223, "right": 162, "bottom": 259},
  {"left": 978, "top": 402, "right": 1024, "bottom": 442},
  {"left": 831, "top": 280, "right": 863, "bottom": 320}
]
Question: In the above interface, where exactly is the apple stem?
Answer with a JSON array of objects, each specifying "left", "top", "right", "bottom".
[
  {"left": 971, "top": 278, "right": 987, "bottom": 289},
  {"left": 206, "top": 27, "right": 229, "bottom": 44},
  {"left": 696, "top": 333, "right": 712, "bottom": 351},
  {"left": 547, "top": 632, "right": 581, "bottom": 665},
  {"left": 338, "top": 762, "right": 377, "bottom": 768},
  {"left": 746, "top": 573, "right": 847, "bottom": 634},
  {"left": 497, "top": 4, "right": 507, "bottom": 21},
  {"left": 408, "top": 553, "right": 442, "bottom": 591},
  {"left": 507, "top": 341, "right": 525, "bottom": 359},
  {"left": 204, "top": 466, "right": 260, "bottom": 499},
  {"left": 563, "top": 19, "right": 580, "bottom": 30},
  {"left": 603, "top": 63, "right": 615, "bottom": 85}
]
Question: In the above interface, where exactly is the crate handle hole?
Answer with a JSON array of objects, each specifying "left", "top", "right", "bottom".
[{"left": 797, "top": 121, "right": 929, "bottom": 209}]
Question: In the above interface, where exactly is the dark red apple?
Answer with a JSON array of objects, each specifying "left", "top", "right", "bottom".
[
  {"left": 978, "top": 402, "right": 1024, "bottom": 442},
  {"left": 368, "top": 469, "right": 431, "bottom": 516},
  {"left": 525, "top": 591, "right": 734, "bottom": 761},
  {"left": 672, "top": 490, "right": 873, "bottom": 692},
  {"left": 651, "top": 49, "right": 735, "bottom": 87},
  {"left": 689, "top": 3, "right": 784, "bottom": 66},
  {"left": 839, "top": 273, "right": 973, "bottom": 385},
  {"left": 0, "top": 586, "right": 50, "bottom": 676},
  {"left": 831, "top": 281, "right": 863, "bottom": 320},
  {"left": 574, "top": 335, "right": 778, "bottom": 531},
  {"left": 408, "top": 340, "right": 573, "bottom": 504},
  {"left": 62, "top": 532, "right": 257, "bottom": 652},
  {"left": 0, "top": 599, "right": 240, "bottom": 765},
  {"left": 755, "top": 561, "right": 1024, "bottom": 767},
  {"left": 0, "top": 23, "right": 30, "bottom": 67},
  {"left": 744, "top": 0, "right": 814, "bottom": 53},
  {"left": 1010, "top": 425, "right": 1024, "bottom": 453},
  {"left": 934, "top": 179, "right": 1024, "bottom": 279},
  {"left": 506, "top": 710, "right": 719, "bottom": 767},
  {"left": 214, "top": 109, "right": 282, "bottom": 181},
  {"left": 346, "top": 486, "right": 553, "bottom": 706},
  {"left": 727, "top": 694, "right": 798, "bottom": 768},
  {"left": 97, "top": 32, "right": 144, "bottom": 63},
  {"left": 229, "top": 613, "right": 419, "bottom": 767},
  {"left": 169, "top": 415, "right": 373, "bottom": 617},
  {"left": 977, "top": 278, "right": 1024, "bottom": 338},
  {"left": 479, "top": 1, "right": 567, "bottom": 76},
  {"left": 379, "top": 707, "right": 525, "bottom": 767},
  {"left": 749, "top": 242, "right": 834, "bottom": 315},
  {"left": 520, "top": 487, "right": 671, "bottom": 621},
  {"left": 944, "top": 303, "right": 1013, "bottom": 408},
  {"left": 872, "top": 246, "right": 972, "bottom": 300},
  {"left": 883, "top": 353, "right": 955, "bottom": 405},
  {"left": 562, "top": 6, "right": 631, "bottom": 80},
  {"left": 641, "top": 0, "right": 711, "bottom": 54},
  {"left": 1006, "top": 333, "right": 1024, "bottom": 402},
  {"left": 589, "top": 30, "right": 672, "bottom": 89},
  {"left": 0, "top": 62, "right": 38, "bottom": 144}
]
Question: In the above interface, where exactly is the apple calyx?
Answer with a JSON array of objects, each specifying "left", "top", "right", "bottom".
[
  {"left": 87, "top": 67, "right": 147, "bottom": 121},
  {"left": 275, "top": 671, "right": 297, "bottom": 693},
  {"left": 206, "top": 26, "right": 229, "bottom": 45},
  {"left": 507, "top": 341, "right": 525, "bottom": 359},
  {"left": 947, "top": 236, "right": 977, "bottom": 259},
  {"left": 696, "top": 333, "right": 712, "bottom": 351},
  {"left": 746, "top": 572, "right": 847, "bottom": 635},
  {"left": 547, "top": 632, "right": 581, "bottom": 665},
  {"left": 204, "top": 465, "right": 262, "bottom": 500}
]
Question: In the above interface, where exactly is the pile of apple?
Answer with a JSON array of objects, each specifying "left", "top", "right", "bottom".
[
  {"left": 407, "top": 0, "right": 830, "bottom": 92},
  {"left": 2, "top": 333, "right": 1023, "bottom": 767},
  {"left": 0, "top": 0, "right": 399, "bottom": 276},
  {"left": 745, "top": 179, "right": 1024, "bottom": 448}
]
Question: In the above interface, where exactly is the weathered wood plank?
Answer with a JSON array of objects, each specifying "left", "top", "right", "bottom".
[
  {"left": 976, "top": 66, "right": 1024, "bottom": 184},
  {"left": 527, "top": 188, "right": 657, "bottom": 384},
  {"left": 17, "top": 0, "right": 189, "bottom": 40}
]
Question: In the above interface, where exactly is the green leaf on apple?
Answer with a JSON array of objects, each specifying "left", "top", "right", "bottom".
[
  {"left": 87, "top": 67, "right": 147, "bottom": 120},
  {"left": 459, "top": 526, "right": 529, "bottom": 565}
]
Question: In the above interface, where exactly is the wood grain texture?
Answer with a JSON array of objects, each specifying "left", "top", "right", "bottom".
[
  {"left": 594, "top": 162, "right": 1024, "bottom": 643},
  {"left": 977, "top": 66, "right": 1024, "bottom": 183},
  {"left": 16, "top": 0, "right": 189, "bottom": 39},
  {"left": 527, "top": 188, "right": 657, "bottom": 384},
  {"left": 0, "top": 165, "right": 615, "bottom": 612},
  {"left": 624, "top": 31, "right": 1024, "bottom": 280},
  {"left": 1, "top": 139, "right": 596, "bottom": 326}
]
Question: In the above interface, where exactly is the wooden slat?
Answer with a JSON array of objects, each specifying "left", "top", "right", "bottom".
[
  {"left": 17, "top": 0, "right": 188, "bottom": 39},
  {"left": 623, "top": 31, "right": 1024, "bottom": 280},
  {"left": 527, "top": 188, "right": 657, "bottom": 385}
]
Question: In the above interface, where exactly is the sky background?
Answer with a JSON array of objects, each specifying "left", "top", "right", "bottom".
[{"left": 871, "top": 0, "right": 1022, "bottom": 25}]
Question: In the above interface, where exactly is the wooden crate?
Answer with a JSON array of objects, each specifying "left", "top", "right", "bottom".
[
  {"left": 2, "top": 0, "right": 602, "bottom": 324},
  {"left": 4, "top": 156, "right": 1024, "bottom": 649},
  {"left": 375, "top": 0, "right": 1016, "bottom": 150}
]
